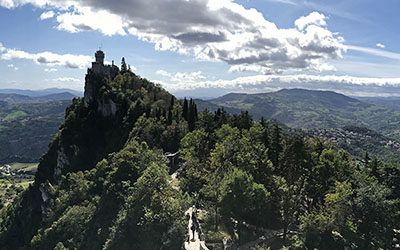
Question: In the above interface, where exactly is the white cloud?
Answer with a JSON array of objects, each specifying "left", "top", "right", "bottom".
[
  {"left": 157, "top": 70, "right": 206, "bottom": 84},
  {"left": 56, "top": 7, "right": 126, "bottom": 36},
  {"left": 43, "top": 77, "right": 83, "bottom": 89},
  {"left": 0, "top": 43, "right": 92, "bottom": 68},
  {"left": 0, "top": 0, "right": 345, "bottom": 74},
  {"left": 40, "top": 10, "right": 55, "bottom": 20},
  {"left": 268, "top": 0, "right": 298, "bottom": 6},
  {"left": 156, "top": 70, "right": 171, "bottom": 77},
  {"left": 52, "top": 77, "right": 81, "bottom": 82},
  {"left": 376, "top": 43, "right": 385, "bottom": 49},
  {"left": 44, "top": 67, "right": 58, "bottom": 72},
  {"left": 155, "top": 69, "right": 400, "bottom": 97},
  {"left": 0, "top": 42, "right": 5, "bottom": 53},
  {"left": 7, "top": 63, "right": 18, "bottom": 70},
  {"left": 295, "top": 11, "right": 327, "bottom": 31},
  {"left": 347, "top": 45, "right": 400, "bottom": 60}
]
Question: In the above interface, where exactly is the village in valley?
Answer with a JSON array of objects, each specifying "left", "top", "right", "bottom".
[{"left": 0, "top": 163, "right": 37, "bottom": 207}]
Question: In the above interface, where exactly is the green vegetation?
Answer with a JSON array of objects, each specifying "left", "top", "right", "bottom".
[
  {"left": 179, "top": 121, "right": 399, "bottom": 249},
  {"left": 0, "top": 179, "right": 32, "bottom": 207},
  {"left": 0, "top": 163, "right": 37, "bottom": 207},
  {"left": 8, "top": 162, "right": 38, "bottom": 172},
  {"left": 3, "top": 110, "right": 27, "bottom": 121},
  {"left": 310, "top": 125, "right": 400, "bottom": 163},
  {"left": 200, "top": 88, "right": 400, "bottom": 140},
  {"left": 0, "top": 63, "right": 398, "bottom": 249},
  {"left": 0, "top": 101, "right": 70, "bottom": 163}
]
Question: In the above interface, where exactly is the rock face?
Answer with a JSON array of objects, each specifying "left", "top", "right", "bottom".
[
  {"left": 98, "top": 98, "right": 117, "bottom": 117},
  {"left": 39, "top": 181, "right": 54, "bottom": 216},
  {"left": 54, "top": 147, "right": 69, "bottom": 182}
]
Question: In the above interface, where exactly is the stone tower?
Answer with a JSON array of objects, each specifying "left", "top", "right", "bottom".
[
  {"left": 84, "top": 50, "right": 120, "bottom": 107},
  {"left": 95, "top": 50, "right": 105, "bottom": 65}
]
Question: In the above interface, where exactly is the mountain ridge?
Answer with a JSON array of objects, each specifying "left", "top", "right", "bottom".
[
  {"left": 201, "top": 88, "right": 400, "bottom": 139},
  {"left": 0, "top": 92, "right": 77, "bottom": 103},
  {"left": 0, "top": 88, "right": 83, "bottom": 97}
]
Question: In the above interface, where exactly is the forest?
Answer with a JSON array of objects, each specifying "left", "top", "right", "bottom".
[{"left": 0, "top": 62, "right": 399, "bottom": 249}]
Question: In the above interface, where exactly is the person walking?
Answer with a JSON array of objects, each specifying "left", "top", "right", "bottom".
[{"left": 191, "top": 223, "right": 196, "bottom": 241}]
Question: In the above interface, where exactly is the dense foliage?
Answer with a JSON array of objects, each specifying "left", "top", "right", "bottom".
[
  {"left": 0, "top": 65, "right": 399, "bottom": 249},
  {"left": 179, "top": 116, "right": 400, "bottom": 248}
]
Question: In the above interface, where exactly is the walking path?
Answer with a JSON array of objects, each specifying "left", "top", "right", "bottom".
[{"left": 184, "top": 207, "right": 209, "bottom": 250}]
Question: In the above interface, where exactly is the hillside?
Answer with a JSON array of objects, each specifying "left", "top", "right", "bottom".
[
  {"left": 309, "top": 125, "right": 400, "bottom": 162},
  {"left": 0, "top": 54, "right": 398, "bottom": 249},
  {"left": 0, "top": 88, "right": 82, "bottom": 98},
  {"left": 0, "top": 56, "right": 190, "bottom": 249},
  {"left": 0, "top": 100, "right": 71, "bottom": 163},
  {"left": 0, "top": 90, "right": 78, "bottom": 163},
  {"left": 0, "top": 92, "right": 77, "bottom": 104},
  {"left": 358, "top": 96, "right": 400, "bottom": 111},
  {"left": 204, "top": 89, "right": 400, "bottom": 139}
]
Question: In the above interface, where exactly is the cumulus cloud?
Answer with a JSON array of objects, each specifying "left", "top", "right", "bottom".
[
  {"left": 157, "top": 70, "right": 206, "bottom": 84},
  {"left": 376, "top": 43, "right": 385, "bottom": 49},
  {"left": 0, "top": 0, "right": 345, "bottom": 74},
  {"left": 0, "top": 43, "right": 92, "bottom": 68},
  {"left": 40, "top": 10, "right": 55, "bottom": 20},
  {"left": 56, "top": 7, "right": 126, "bottom": 36},
  {"left": 295, "top": 11, "right": 327, "bottom": 30}
]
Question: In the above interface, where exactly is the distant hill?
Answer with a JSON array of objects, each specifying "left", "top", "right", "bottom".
[
  {"left": 0, "top": 100, "right": 71, "bottom": 163},
  {"left": 202, "top": 88, "right": 400, "bottom": 139},
  {"left": 0, "top": 88, "right": 82, "bottom": 97},
  {"left": 309, "top": 125, "right": 400, "bottom": 163},
  {"left": 357, "top": 96, "right": 400, "bottom": 111},
  {"left": 0, "top": 92, "right": 77, "bottom": 104}
]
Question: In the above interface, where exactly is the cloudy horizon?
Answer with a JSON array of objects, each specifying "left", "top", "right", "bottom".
[{"left": 1, "top": 0, "right": 400, "bottom": 97}]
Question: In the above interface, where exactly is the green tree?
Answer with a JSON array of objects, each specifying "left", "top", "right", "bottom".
[
  {"left": 353, "top": 173, "right": 397, "bottom": 249},
  {"left": 300, "top": 181, "right": 355, "bottom": 249},
  {"left": 105, "top": 163, "right": 187, "bottom": 249},
  {"left": 182, "top": 98, "right": 188, "bottom": 121},
  {"left": 268, "top": 124, "right": 282, "bottom": 168},
  {"left": 220, "top": 168, "right": 272, "bottom": 242},
  {"left": 121, "top": 57, "right": 127, "bottom": 72},
  {"left": 179, "top": 129, "right": 210, "bottom": 194}
]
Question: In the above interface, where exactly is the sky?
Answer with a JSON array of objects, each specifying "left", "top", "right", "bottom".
[{"left": 1, "top": 0, "right": 400, "bottom": 98}]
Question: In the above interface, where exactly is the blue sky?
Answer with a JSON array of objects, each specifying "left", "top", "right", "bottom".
[{"left": 1, "top": 0, "right": 400, "bottom": 97}]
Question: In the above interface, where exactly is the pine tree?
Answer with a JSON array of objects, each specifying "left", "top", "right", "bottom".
[
  {"left": 182, "top": 98, "right": 188, "bottom": 121},
  {"left": 364, "top": 152, "right": 370, "bottom": 168},
  {"left": 121, "top": 57, "right": 127, "bottom": 72},
  {"left": 188, "top": 99, "right": 196, "bottom": 131},
  {"left": 260, "top": 117, "right": 267, "bottom": 128},
  {"left": 167, "top": 110, "right": 173, "bottom": 125},
  {"left": 170, "top": 96, "right": 175, "bottom": 110},
  {"left": 269, "top": 124, "right": 282, "bottom": 168},
  {"left": 370, "top": 157, "right": 380, "bottom": 178}
]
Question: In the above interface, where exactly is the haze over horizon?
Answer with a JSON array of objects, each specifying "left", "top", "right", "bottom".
[{"left": 1, "top": 0, "right": 400, "bottom": 97}]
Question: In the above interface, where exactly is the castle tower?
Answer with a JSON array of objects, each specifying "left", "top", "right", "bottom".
[{"left": 95, "top": 50, "right": 105, "bottom": 65}]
